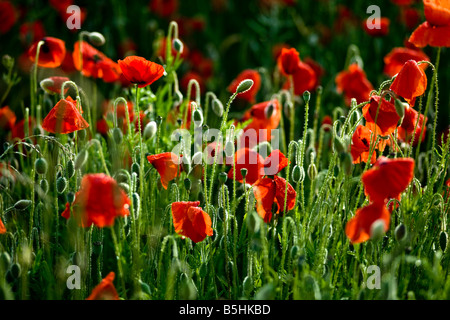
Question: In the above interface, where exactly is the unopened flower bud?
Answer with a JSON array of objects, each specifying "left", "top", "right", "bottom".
[
  {"left": 340, "top": 152, "right": 353, "bottom": 175},
  {"left": 56, "top": 177, "right": 67, "bottom": 194},
  {"left": 307, "top": 163, "right": 318, "bottom": 180},
  {"left": 394, "top": 223, "right": 406, "bottom": 241},
  {"left": 34, "top": 158, "right": 48, "bottom": 175},
  {"left": 235, "top": 79, "right": 254, "bottom": 94},
  {"left": 40, "top": 179, "right": 49, "bottom": 194},
  {"left": 88, "top": 32, "right": 106, "bottom": 46},
  {"left": 212, "top": 98, "right": 224, "bottom": 117},
  {"left": 192, "top": 108, "right": 203, "bottom": 127},
  {"left": 303, "top": 90, "right": 310, "bottom": 103},
  {"left": 143, "top": 121, "right": 157, "bottom": 140},
  {"left": 265, "top": 102, "right": 274, "bottom": 119},
  {"left": 14, "top": 200, "right": 32, "bottom": 211},
  {"left": 172, "top": 38, "right": 184, "bottom": 54},
  {"left": 75, "top": 150, "right": 88, "bottom": 170},
  {"left": 440, "top": 231, "right": 448, "bottom": 252},
  {"left": 113, "top": 127, "right": 123, "bottom": 145},
  {"left": 66, "top": 160, "right": 75, "bottom": 179},
  {"left": 370, "top": 219, "right": 386, "bottom": 240},
  {"left": 225, "top": 140, "right": 234, "bottom": 157}
]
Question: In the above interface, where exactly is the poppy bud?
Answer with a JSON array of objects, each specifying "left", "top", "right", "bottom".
[
  {"left": 118, "top": 182, "right": 130, "bottom": 193},
  {"left": 184, "top": 178, "right": 191, "bottom": 191},
  {"left": 34, "top": 158, "right": 48, "bottom": 175},
  {"left": 75, "top": 150, "right": 88, "bottom": 170},
  {"left": 395, "top": 224, "right": 406, "bottom": 241},
  {"left": 143, "top": 121, "right": 157, "bottom": 140},
  {"left": 140, "top": 280, "right": 152, "bottom": 296},
  {"left": 192, "top": 108, "right": 203, "bottom": 127},
  {"left": 212, "top": 98, "right": 224, "bottom": 117},
  {"left": 10, "top": 263, "right": 21, "bottom": 279},
  {"left": 131, "top": 163, "right": 140, "bottom": 176},
  {"left": 88, "top": 32, "right": 106, "bottom": 46},
  {"left": 370, "top": 219, "right": 386, "bottom": 241},
  {"left": 56, "top": 177, "right": 67, "bottom": 194},
  {"left": 333, "top": 136, "right": 347, "bottom": 153},
  {"left": 156, "top": 115, "right": 163, "bottom": 126},
  {"left": 172, "top": 38, "right": 184, "bottom": 54},
  {"left": 303, "top": 90, "right": 311, "bottom": 103},
  {"left": 67, "top": 160, "right": 75, "bottom": 179},
  {"left": 14, "top": 200, "right": 32, "bottom": 211},
  {"left": 178, "top": 274, "right": 197, "bottom": 300},
  {"left": 225, "top": 140, "right": 234, "bottom": 157},
  {"left": 39, "top": 78, "right": 55, "bottom": 93},
  {"left": 292, "top": 165, "right": 304, "bottom": 183},
  {"left": 307, "top": 163, "right": 318, "bottom": 180},
  {"left": 40, "top": 179, "right": 49, "bottom": 194},
  {"left": 340, "top": 152, "right": 353, "bottom": 175},
  {"left": 218, "top": 172, "right": 228, "bottom": 184},
  {"left": 217, "top": 207, "right": 225, "bottom": 221},
  {"left": 67, "top": 191, "right": 75, "bottom": 204},
  {"left": 235, "top": 79, "right": 254, "bottom": 94},
  {"left": 240, "top": 168, "right": 248, "bottom": 179},
  {"left": 113, "top": 128, "right": 123, "bottom": 145},
  {"left": 78, "top": 129, "right": 86, "bottom": 141},
  {"left": 440, "top": 231, "right": 448, "bottom": 252},
  {"left": 174, "top": 91, "right": 183, "bottom": 106}
]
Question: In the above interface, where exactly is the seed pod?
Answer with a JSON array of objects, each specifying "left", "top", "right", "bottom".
[
  {"left": 307, "top": 163, "right": 318, "bottom": 180},
  {"left": 212, "top": 98, "right": 223, "bottom": 117},
  {"left": 394, "top": 224, "right": 406, "bottom": 241},
  {"left": 40, "top": 179, "right": 49, "bottom": 194},
  {"left": 156, "top": 115, "right": 163, "bottom": 126},
  {"left": 218, "top": 172, "right": 227, "bottom": 184},
  {"left": 14, "top": 200, "right": 32, "bottom": 211},
  {"left": 184, "top": 178, "right": 191, "bottom": 191},
  {"left": 66, "top": 160, "right": 75, "bottom": 179},
  {"left": 56, "top": 177, "right": 67, "bottom": 194},
  {"left": 370, "top": 219, "right": 386, "bottom": 241},
  {"left": 440, "top": 231, "right": 448, "bottom": 252},
  {"left": 236, "top": 79, "right": 254, "bottom": 94},
  {"left": 74, "top": 150, "right": 88, "bottom": 170},
  {"left": 303, "top": 90, "right": 311, "bottom": 103},
  {"left": 113, "top": 128, "right": 123, "bottom": 145},
  {"left": 88, "top": 31, "right": 105, "bottom": 46},
  {"left": 34, "top": 158, "right": 48, "bottom": 175},
  {"left": 143, "top": 121, "right": 157, "bottom": 140},
  {"left": 240, "top": 168, "right": 248, "bottom": 179}
]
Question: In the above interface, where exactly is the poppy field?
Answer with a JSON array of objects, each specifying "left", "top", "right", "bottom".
[{"left": 0, "top": 0, "right": 450, "bottom": 302}]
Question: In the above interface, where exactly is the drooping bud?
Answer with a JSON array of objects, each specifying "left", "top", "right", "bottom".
[
  {"left": 56, "top": 177, "right": 68, "bottom": 194},
  {"left": 340, "top": 152, "right": 353, "bottom": 175},
  {"left": 291, "top": 165, "right": 304, "bottom": 183},
  {"left": 235, "top": 79, "right": 254, "bottom": 94},
  {"left": 172, "top": 38, "right": 184, "bottom": 54},
  {"left": 264, "top": 102, "right": 274, "bottom": 119},
  {"left": 307, "top": 163, "right": 318, "bottom": 180},
  {"left": 67, "top": 160, "right": 75, "bottom": 179},
  {"left": 370, "top": 219, "right": 386, "bottom": 241},
  {"left": 88, "top": 32, "right": 106, "bottom": 46},
  {"left": 225, "top": 140, "right": 234, "bottom": 157},
  {"left": 131, "top": 163, "right": 140, "bottom": 176},
  {"left": 113, "top": 128, "right": 123, "bottom": 145},
  {"left": 192, "top": 107, "right": 203, "bottom": 127},
  {"left": 40, "top": 179, "right": 49, "bottom": 194},
  {"left": 394, "top": 224, "right": 406, "bottom": 241},
  {"left": 67, "top": 191, "right": 75, "bottom": 204},
  {"left": 14, "top": 200, "right": 32, "bottom": 211},
  {"left": 34, "top": 158, "right": 48, "bottom": 175},
  {"left": 143, "top": 121, "right": 157, "bottom": 140},
  {"left": 212, "top": 98, "right": 224, "bottom": 117},
  {"left": 74, "top": 150, "right": 88, "bottom": 170},
  {"left": 440, "top": 231, "right": 448, "bottom": 252}
]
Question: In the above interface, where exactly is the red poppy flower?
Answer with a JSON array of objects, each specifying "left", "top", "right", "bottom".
[
  {"left": 0, "top": 216, "right": 6, "bottom": 234},
  {"left": 277, "top": 48, "right": 301, "bottom": 76},
  {"left": 350, "top": 125, "right": 387, "bottom": 164},
  {"left": 42, "top": 98, "right": 88, "bottom": 134},
  {"left": 149, "top": 0, "right": 179, "bottom": 18},
  {"left": 336, "top": 63, "right": 374, "bottom": 105},
  {"left": 0, "top": 1, "right": 17, "bottom": 35},
  {"left": 227, "top": 69, "right": 261, "bottom": 104},
  {"left": 171, "top": 201, "right": 213, "bottom": 243},
  {"left": 253, "top": 175, "right": 296, "bottom": 223},
  {"left": 409, "top": 0, "right": 450, "bottom": 47},
  {"left": 19, "top": 21, "right": 46, "bottom": 46},
  {"left": 118, "top": 56, "right": 165, "bottom": 88},
  {"left": 86, "top": 272, "right": 119, "bottom": 300},
  {"left": 73, "top": 41, "right": 121, "bottom": 82},
  {"left": 62, "top": 174, "right": 130, "bottom": 228},
  {"left": 402, "top": 7, "right": 421, "bottom": 30},
  {"left": 363, "top": 17, "right": 390, "bottom": 37},
  {"left": 262, "top": 149, "right": 289, "bottom": 176},
  {"left": 40, "top": 76, "right": 70, "bottom": 95},
  {"left": 397, "top": 104, "right": 427, "bottom": 146},
  {"left": 362, "top": 95, "right": 401, "bottom": 136},
  {"left": 147, "top": 152, "right": 180, "bottom": 189},
  {"left": 390, "top": 60, "right": 427, "bottom": 105},
  {"left": 362, "top": 157, "right": 415, "bottom": 204},
  {"left": 228, "top": 148, "right": 265, "bottom": 185},
  {"left": 0, "top": 106, "right": 16, "bottom": 131},
  {"left": 28, "top": 37, "right": 66, "bottom": 68},
  {"left": 239, "top": 99, "right": 281, "bottom": 148},
  {"left": 383, "top": 47, "right": 429, "bottom": 77},
  {"left": 282, "top": 61, "right": 317, "bottom": 96},
  {"left": 345, "top": 202, "right": 391, "bottom": 244}
]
